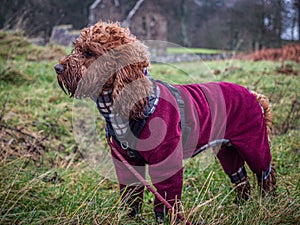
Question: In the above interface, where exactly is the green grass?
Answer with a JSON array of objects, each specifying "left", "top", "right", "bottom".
[
  {"left": 0, "top": 32, "right": 299, "bottom": 224},
  {"left": 167, "top": 47, "right": 225, "bottom": 54}
]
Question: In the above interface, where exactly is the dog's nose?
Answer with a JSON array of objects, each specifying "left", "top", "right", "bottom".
[{"left": 54, "top": 64, "right": 64, "bottom": 74}]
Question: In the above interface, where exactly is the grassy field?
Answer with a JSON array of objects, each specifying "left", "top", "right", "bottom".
[
  {"left": 0, "top": 32, "right": 299, "bottom": 225},
  {"left": 167, "top": 47, "right": 224, "bottom": 55}
]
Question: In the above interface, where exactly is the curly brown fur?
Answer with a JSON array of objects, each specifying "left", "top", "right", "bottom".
[
  {"left": 258, "top": 167, "right": 277, "bottom": 197},
  {"left": 234, "top": 178, "right": 251, "bottom": 204},
  {"left": 55, "top": 21, "right": 152, "bottom": 119},
  {"left": 251, "top": 91, "right": 273, "bottom": 135}
]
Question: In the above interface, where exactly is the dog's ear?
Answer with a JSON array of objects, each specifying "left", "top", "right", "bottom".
[
  {"left": 110, "top": 42, "right": 152, "bottom": 119},
  {"left": 111, "top": 41, "right": 150, "bottom": 91},
  {"left": 112, "top": 66, "right": 152, "bottom": 119}
]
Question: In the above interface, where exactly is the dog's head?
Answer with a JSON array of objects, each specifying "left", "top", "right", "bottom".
[{"left": 54, "top": 21, "right": 152, "bottom": 118}]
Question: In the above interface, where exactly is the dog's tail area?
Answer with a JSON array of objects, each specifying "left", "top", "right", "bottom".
[{"left": 251, "top": 91, "right": 273, "bottom": 135}]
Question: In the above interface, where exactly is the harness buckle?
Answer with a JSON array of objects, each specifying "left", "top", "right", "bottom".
[
  {"left": 127, "top": 149, "right": 137, "bottom": 158},
  {"left": 120, "top": 141, "right": 129, "bottom": 150}
]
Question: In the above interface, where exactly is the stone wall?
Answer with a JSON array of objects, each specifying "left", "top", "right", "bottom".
[
  {"left": 150, "top": 52, "right": 234, "bottom": 64},
  {"left": 50, "top": 25, "right": 80, "bottom": 46}
]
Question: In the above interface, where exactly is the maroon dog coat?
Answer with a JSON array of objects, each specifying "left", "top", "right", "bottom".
[{"left": 110, "top": 82, "right": 271, "bottom": 213}]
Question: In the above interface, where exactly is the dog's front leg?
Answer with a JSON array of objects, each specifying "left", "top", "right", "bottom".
[
  {"left": 110, "top": 142, "right": 146, "bottom": 217},
  {"left": 146, "top": 140, "right": 184, "bottom": 222},
  {"left": 151, "top": 168, "right": 184, "bottom": 223}
]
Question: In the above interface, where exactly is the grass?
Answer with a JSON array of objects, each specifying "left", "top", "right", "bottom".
[
  {"left": 0, "top": 31, "right": 299, "bottom": 224},
  {"left": 167, "top": 47, "right": 225, "bottom": 55}
]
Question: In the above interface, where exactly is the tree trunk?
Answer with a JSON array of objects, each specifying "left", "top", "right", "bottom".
[
  {"left": 180, "top": 0, "right": 190, "bottom": 47},
  {"left": 298, "top": 0, "right": 300, "bottom": 40},
  {"left": 274, "top": 0, "right": 283, "bottom": 47}
]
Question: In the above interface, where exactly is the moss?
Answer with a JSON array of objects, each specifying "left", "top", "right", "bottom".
[{"left": 0, "top": 31, "right": 66, "bottom": 61}]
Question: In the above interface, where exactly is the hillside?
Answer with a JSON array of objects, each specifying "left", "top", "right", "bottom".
[{"left": 0, "top": 32, "right": 299, "bottom": 224}]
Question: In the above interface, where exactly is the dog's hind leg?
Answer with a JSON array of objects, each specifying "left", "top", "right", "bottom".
[
  {"left": 257, "top": 165, "right": 277, "bottom": 197},
  {"left": 216, "top": 146, "right": 251, "bottom": 202},
  {"left": 251, "top": 91, "right": 276, "bottom": 196}
]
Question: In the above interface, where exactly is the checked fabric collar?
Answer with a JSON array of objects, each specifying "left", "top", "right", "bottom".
[{"left": 96, "top": 69, "right": 160, "bottom": 138}]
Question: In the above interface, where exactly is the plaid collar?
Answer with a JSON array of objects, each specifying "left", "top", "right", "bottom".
[
  {"left": 96, "top": 89, "right": 113, "bottom": 115},
  {"left": 95, "top": 70, "right": 160, "bottom": 137}
]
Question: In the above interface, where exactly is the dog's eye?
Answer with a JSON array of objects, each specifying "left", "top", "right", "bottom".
[{"left": 85, "top": 50, "right": 94, "bottom": 57}]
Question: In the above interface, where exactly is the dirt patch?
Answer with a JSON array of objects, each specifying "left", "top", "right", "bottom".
[
  {"left": 276, "top": 64, "right": 299, "bottom": 76},
  {"left": 0, "top": 124, "right": 46, "bottom": 162}
]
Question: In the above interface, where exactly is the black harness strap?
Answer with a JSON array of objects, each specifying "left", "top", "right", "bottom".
[
  {"left": 105, "top": 115, "right": 148, "bottom": 163},
  {"left": 155, "top": 80, "right": 191, "bottom": 147},
  {"left": 106, "top": 79, "right": 190, "bottom": 161},
  {"left": 105, "top": 79, "right": 232, "bottom": 162}
]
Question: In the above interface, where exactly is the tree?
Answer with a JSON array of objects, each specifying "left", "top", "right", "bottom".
[
  {"left": 1, "top": 0, "right": 94, "bottom": 39},
  {"left": 0, "top": 0, "right": 296, "bottom": 48},
  {"left": 295, "top": 0, "right": 300, "bottom": 40},
  {"left": 180, "top": 0, "right": 190, "bottom": 47}
]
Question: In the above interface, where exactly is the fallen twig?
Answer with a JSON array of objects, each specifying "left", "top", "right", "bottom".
[
  {"left": 0, "top": 93, "right": 9, "bottom": 122},
  {"left": 0, "top": 123, "right": 36, "bottom": 139}
]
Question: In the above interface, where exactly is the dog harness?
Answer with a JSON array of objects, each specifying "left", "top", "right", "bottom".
[
  {"left": 96, "top": 74, "right": 231, "bottom": 161},
  {"left": 96, "top": 69, "right": 235, "bottom": 161},
  {"left": 96, "top": 70, "right": 160, "bottom": 160},
  {"left": 95, "top": 68, "right": 192, "bottom": 160},
  {"left": 96, "top": 82, "right": 160, "bottom": 142}
]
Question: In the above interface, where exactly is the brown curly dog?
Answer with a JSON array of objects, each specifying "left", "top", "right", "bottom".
[{"left": 55, "top": 21, "right": 276, "bottom": 222}]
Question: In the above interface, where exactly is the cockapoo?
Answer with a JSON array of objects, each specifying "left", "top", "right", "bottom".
[{"left": 55, "top": 21, "right": 276, "bottom": 222}]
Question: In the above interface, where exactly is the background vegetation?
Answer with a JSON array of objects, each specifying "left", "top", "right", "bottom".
[
  {"left": 0, "top": 0, "right": 299, "bottom": 50},
  {"left": 0, "top": 32, "right": 299, "bottom": 224}
]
